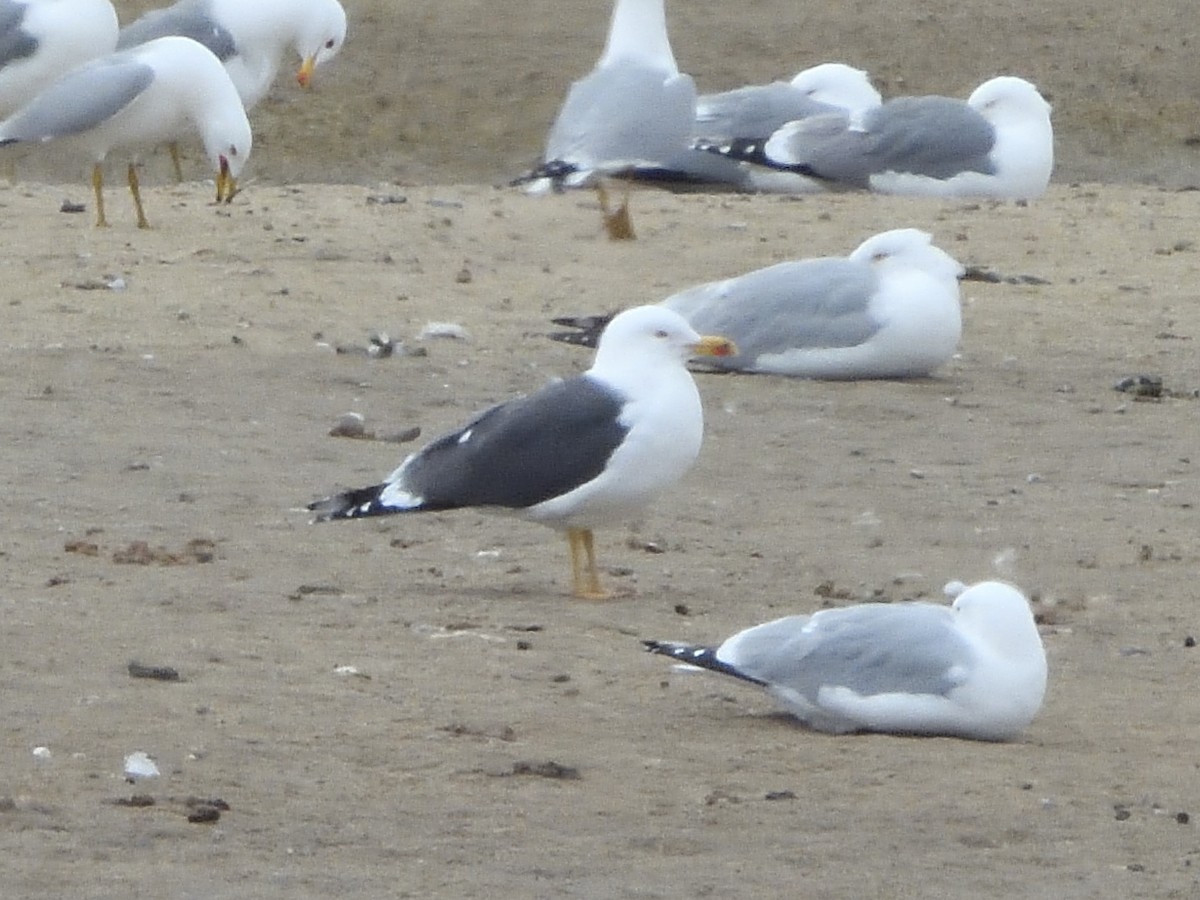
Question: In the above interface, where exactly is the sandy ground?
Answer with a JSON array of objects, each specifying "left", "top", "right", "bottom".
[{"left": 2, "top": 1, "right": 1200, "bottom": 898}]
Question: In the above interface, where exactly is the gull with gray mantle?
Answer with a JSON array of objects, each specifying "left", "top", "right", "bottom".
[
  {"left": 117, "top": 0, "right": 346, "bottom": 179},
  {"left": 550, "top": 228, "right": 964, "bottom": 380},
  {"left": 700, "top": 75, "right": 1054, "bottom": 199},
  {"left": 0, "top": 35, "right": 251, "bottom": 227},
  {"left": 638, "top": 62, "right": 882, "bottom": 192},
  {"left": 512, "top": 0, "right": 695, "bottom": 238},
  {"left": 308, "top": 306, "right": 736, "bottom": 600},
  {"left": 646, "top": 580, "right": 1047, "bottom": 740},
  {"left": 0, "top": 0, "right": 119, "bottom": 119}
]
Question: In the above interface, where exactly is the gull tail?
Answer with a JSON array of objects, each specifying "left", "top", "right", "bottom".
[{"left": 643, "top": 640, "right": 767, "bottom": 686}]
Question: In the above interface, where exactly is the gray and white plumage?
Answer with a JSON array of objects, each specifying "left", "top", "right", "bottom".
[
  {"left": 117, "top": 0, "right": 347, "bottom": 109},
  {"left": 645, "top": 580, "right": 1048, "bottom": 740},
  {"left": 0, "top": 0, "right": 118, "bottom": 119},
  {"left": 551, "top": 228, "right": 964, "bottom": 380},
  {"left": 705, "top": 76, "right": 1054, "bottom": 200},
  {"left": 695, "top": 62, "right": 881, "bottom": 145},
  {"left": 308, "top": 306, "right": 735, "bottom": 598},
  {"left": 516, "top": 0, "right": 695, "bottom": 191},
  {"left": 0, "top": 35, "right": 251, "bottom": 224},
  {"left": 640, "top": 63, "right": 881, "bottom": 193}
]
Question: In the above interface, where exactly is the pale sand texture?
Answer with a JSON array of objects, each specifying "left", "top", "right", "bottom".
[{"left": 2, "top": 1, "right": 1199, "bottom": 897}]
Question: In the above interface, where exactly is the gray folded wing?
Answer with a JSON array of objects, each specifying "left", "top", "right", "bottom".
[
  {"left": 724, "top": 603, "right": 975, "bottom": 702},
  {"left": 0, "top": 57, "right": 154, "bottom": 142},
  {"left": 770, "top": 97, "right": 997, "bottom": 185},
  {"left": 696, "top": 81, "right": 843, "bottom": 143},
  {"left": 0, "top": 0, "right": 36, "bottom": 71},
  {"left": 394, "top": 375, "right": 630, "bottom": 511},
  {"left": 116, "top": 0, "right": 236, "bottom": 60},
  {"left": 662, "top": 258, "right": 882, "bottom": 369}
]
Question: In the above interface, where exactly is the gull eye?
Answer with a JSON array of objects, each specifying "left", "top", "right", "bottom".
[
  {"left": 654, "top": 329, "right": 669, "bottom": 338},
  {"left": 325, "top": 38, "right": 335, "bottom": 49}
]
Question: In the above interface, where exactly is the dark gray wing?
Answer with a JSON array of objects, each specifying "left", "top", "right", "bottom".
[
  {"left": 696, "top": 81, "right": 840, "bottom": 143},
  {"left": 0, "top": 0, "right": 36, "bottom": 71},
  {"left": 725, "top": 604, "right": 976, "bottom": 701},
  {"left": 769, "top": 97, "right": 997, "bottom": 184},
  {"left": 116, "top": 0, "right": 236, "bottom": 60},
  {"left": 310, "top": 375, "right": 630, "bottom": 520},
  {"left": 0, "top": 57, "right": 154, "bottom": 143},
  {"left": 662, "top": 258, "right": 882, "bottom": 369}
]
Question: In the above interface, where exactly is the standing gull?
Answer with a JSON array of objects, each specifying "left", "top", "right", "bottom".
[
  {"left": 0, "top": 0, "right": 119, "bottom": 119},
  {"left": 639, "top": 63, "right": 882, "bottom": 192},
  {"left": 702, "top": 76, "right": 1054, "bottom": 200},
  {"left": 308, "top": 306, "right": 735, "bottom": 600},
  {"left": 513, "top": 0, "right": 695, "bottom": 238},
  {"left": 117, "top": 0, "right": 347, "bottom": 109},
  {"left": 550, "top": 229, "right": 964, "bottom": 380},
  {"left": 0, "top": 35, "right": 252, "bottom": 227},
  {"left": 645, "top": 581, "right": 1047, "bottom": 740}
]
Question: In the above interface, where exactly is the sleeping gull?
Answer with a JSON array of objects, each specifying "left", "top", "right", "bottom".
[
  {"left": 0, "top": 35, "right": 251, "bottom": 227},
  {"left": 0, "top": 0, "right": 119, "bottom": 119},
  {"left": 117, "top": 0, "right": 347, "bottom": 109},
  {"left": 550, "top": 228, "right": 964, "bottom": 379},
  {"left": 645, "top": 580, "right": 1047, "bottom": 740},
  {"left": 701, "top": 75, "right": 1054, "bottom": 200},
  {"left": 512, "top": 0, "right": 696, "bottom": 238},
  {"left": 695, "top": 63, "right": 882, "bottom": 145},
  {"left": 308, "top": 306, "right": 736, "bottom": 600},
  {"left": 637, "top": 63, "right": 882, "bottom": 192}
]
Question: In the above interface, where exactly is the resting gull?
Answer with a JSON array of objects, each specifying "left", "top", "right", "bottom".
[
  {"left": 645, "top": 580, "right": 1047, "bottom": 740},
  {"left": 550, "top": 228, "right": 964, "bottom": 379},
  {"left": 308, "top": 306, "right": 735, "bottom": 600},
  {"left": 638, "top": 62, "right": 882, "bottom": 192},
  {"left": 0, "top": 35, "right": 251, "bottom": 227},
  {"left": 0, "top": 0, "right": 119, "bottom": 119},
  {"left": 513, "top": 0, "right": 696, "bottom": 238},
  {"left": 117, "top": 0, "right": 347, "bottom": 109},
  {"left": 701, "top": 75, "right": 1053, "bottom": 199}
]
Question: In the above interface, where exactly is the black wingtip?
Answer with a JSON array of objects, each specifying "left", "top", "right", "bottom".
[
  {"left": 643, "top": 640, "right": 767, "bottom": 685},
  {"left": 693, "top": 137, "right": 825, "bottom": 179},
  {"left": 546, "top": 312, "right": 616, "bottom": 349},
  {"left": 693, "top": 137, "right": 773, "bottom": 167},
  {"left": 509, "top": 159, "right": 580, "bottom": 189},
  {"left": 307, "top": 483, "right": 394, "bottom": 522}
]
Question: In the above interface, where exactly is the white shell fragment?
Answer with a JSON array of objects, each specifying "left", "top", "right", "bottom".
[{"left": 123, "top": 751, "right": 160, "bottom": 780}]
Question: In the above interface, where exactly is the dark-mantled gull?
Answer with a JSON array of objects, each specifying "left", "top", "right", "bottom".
[
  {"left": 638, "top": 62, "right": 882, "bottom": 193},
  {"left": 645, "top": 581, "right": 1048, "bottom": 740},
  {"left": 0, "top": 0, "right": 118, "bottom": 118},
  {"left": 702, "top": 76, "right": 1054, "bottom": 200},
  {"left": 513, "top": 0, "right": 696, "bottom": 238},
  {"left": 117, "top": 0, "right": 347, "bottom": 110},
  {"left": 0, "top": 35, "right": 251, "bottom": 227},
  {"left": 550, "top": 228, "right": 964, "bottom": 379},
  {"left": 308, "top": 306, "right": 736, "bottom": 600}
]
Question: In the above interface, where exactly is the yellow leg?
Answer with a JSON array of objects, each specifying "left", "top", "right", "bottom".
[
  {"left": 92, "top": 163, "right": 108, "bottom": 228},
  {"left": 595, "top": 180, "right": 635, "bottom": 241},
  {"left": 168, "top": 142, "right": 184, "bottom": 183},
  {"left": 128, "top": 163, "right": 149, "bottom": 229},
  {"left": 567, "top": 528, "right": 610, "bottom": 600}
]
